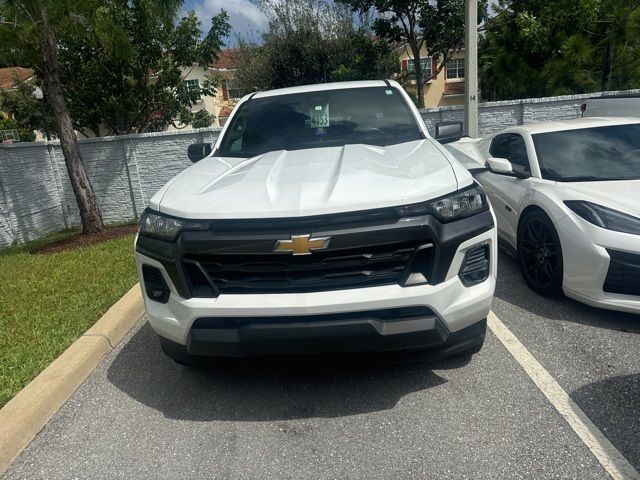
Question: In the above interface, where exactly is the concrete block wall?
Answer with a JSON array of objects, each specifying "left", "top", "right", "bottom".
[
  {"left": 1, "top": 87, "right": 639, "bottom": 249},
  {"left": 0, "top": 128, "right": 220, "bottom": 249},
  {"left": 419, "top": 88, "right": 640, "bottom": 136},
  {"left": 0, "top": 143, "right": 67, "bottom": 247}
]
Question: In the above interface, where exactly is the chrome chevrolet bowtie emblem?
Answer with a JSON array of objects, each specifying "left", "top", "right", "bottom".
[{"left": 274, "top": 234, "right": 331, "bottom": 255}]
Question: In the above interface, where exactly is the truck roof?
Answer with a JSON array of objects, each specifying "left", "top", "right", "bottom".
[{"left": 245, "top": 80, "right": 396, "bottom": 100}]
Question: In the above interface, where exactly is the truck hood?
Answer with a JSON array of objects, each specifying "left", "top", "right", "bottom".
[
  {"left": 561, "top": 179, "right": 640, "bottom": 217},
  {"left": 152, "top": 140, "right": 465, "bottom": 219}
]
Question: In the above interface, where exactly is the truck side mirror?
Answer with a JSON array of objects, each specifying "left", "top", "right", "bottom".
[
  {"left": 187, "top": 143, "right": 213, "bottom": 162},
  {"left": 435, "top": 121, "right": 464, "bottom": 144}
]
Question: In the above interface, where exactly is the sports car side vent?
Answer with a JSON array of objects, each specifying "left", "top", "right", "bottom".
[
  {"left": 459, "top": 244, "right": 490, "bottom": 287},
  {"left": 142, "top": 265, "right": 170, "bottom": 303},
  {"left": 604, "top": 249, "right": 640, "bottom": 296}
]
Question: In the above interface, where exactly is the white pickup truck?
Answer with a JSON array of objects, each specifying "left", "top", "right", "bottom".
[{"left": 134, "top": 80, "right": 497, "bottom": 364}]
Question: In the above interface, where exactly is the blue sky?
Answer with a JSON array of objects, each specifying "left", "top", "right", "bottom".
[
  {"left": 182, "top": 0, "right": 498, "bottom": 46},
  {"left": 182, "top": 0, "right": 267, "bottom": 44}
]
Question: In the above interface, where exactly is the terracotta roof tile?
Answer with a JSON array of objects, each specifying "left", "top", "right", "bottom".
[
  {"left": 210, "top": 49, "right": 238, "bottom": 70},
  {"left": 0, "top": 67, "right": 35, "bottom": 90}
]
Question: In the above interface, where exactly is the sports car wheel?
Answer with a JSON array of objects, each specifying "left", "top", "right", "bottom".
[{"left": 517, "top": 211, "right": 564, "bottom": 296}]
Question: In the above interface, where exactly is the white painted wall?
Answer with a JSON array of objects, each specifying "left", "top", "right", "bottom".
[{"left": 0, "top": 128, "right": 220, "bottom": 248}]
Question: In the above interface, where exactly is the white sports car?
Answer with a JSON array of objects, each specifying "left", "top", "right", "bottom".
[{"left": 445, "top": 117, "right": 640, "bottom": 314}]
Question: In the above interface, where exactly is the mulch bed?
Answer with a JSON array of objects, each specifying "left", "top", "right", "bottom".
[{"left": 35, "top": 224, "right": 138, "bottom": 254}]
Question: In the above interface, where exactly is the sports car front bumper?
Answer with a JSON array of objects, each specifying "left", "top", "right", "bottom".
[{"left": 557, "top": 213, "right": 640, "bottom": 314}]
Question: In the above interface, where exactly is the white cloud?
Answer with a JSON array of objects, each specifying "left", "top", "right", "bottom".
[{"left": 192, "top": 0, "right": 268, "bottom": 42}]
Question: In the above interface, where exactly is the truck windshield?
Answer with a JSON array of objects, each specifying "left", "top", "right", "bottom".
[
  {"left": 218, "top": 86, "right": 423, "bottom": 158},
  {"left": 532, "top": 124, "right": 640, "bottom": 181}
]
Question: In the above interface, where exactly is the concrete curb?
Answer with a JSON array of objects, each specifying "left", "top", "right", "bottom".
[{"left": 0, "top": 284, "right": 144, "bottom": 476}]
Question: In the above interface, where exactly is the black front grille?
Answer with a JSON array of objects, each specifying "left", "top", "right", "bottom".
[
  {"left": 183, "top": 241, "right": 429, "bottom": 295},
  {"left": 604, "top": 249, "right": 640, "bottom": 296}
]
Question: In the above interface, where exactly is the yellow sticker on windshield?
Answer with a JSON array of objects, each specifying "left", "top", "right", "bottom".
[{"left": 310, "top": 104, "right": 329, "bottom": 128}]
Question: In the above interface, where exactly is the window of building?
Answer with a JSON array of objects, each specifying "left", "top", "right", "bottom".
[
  {"left": 407, "top": 57, "right": 432, "bottom": 80},
  {"left": 185, "top": 79, "right": 201, "bottom": 100},
  {"left": 446, "top": 58, "right": 465, "bottom": 80},
  {"left": 225, "top": 78, "right": 241, "bottom": 99}
]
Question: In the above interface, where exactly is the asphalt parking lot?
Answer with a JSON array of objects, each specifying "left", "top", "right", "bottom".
[{"left": 4, "top": 254, "right": 640, "bottom": 480}]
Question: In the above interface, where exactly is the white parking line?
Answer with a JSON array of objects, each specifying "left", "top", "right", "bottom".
[{"left": 487, "top": 311, "right": 640, "bottom": 480}]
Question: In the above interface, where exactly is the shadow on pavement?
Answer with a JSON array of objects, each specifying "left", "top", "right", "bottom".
[
  {"left": 107, "top": 322, "right": 466, "bottom": 422},
  {"left": 572, "top": 373, "right": 640, "bottom": 471},
  {"left": 495, "top": 253, "right": 640, "bottom": 333}
]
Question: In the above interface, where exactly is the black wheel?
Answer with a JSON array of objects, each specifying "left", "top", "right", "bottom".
[{"left": 517, "top": 210, "right": 564, "bottom": 295}]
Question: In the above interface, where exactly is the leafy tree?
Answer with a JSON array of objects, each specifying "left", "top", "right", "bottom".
[
  {"left": 328, "top": 27, "right": 400, "bottom": 82},
  {"left": 0, "top": 0, "right": 230, "bottom": 235},
  {"left": 190, "top": 109, "right": 216, "bottom": 128},
  {"left": 58, "top": 4, "right": 230, "bottom": 136},
  {"left": 0, "top": 76, "right": 56, "bottom": 140},
  {"left": 339, "top": 0, "right": 488, "bottom": 108},
  {"left": 0, "top": 0, "right": 105, "bottom": 234},
  {"left": 232, "top": 0, "right": 398, "bottom": 94},
  {"left": 480, "top": 0, "right": 640, "bottom": 101},
  {"left": 0, "top": 113, "right": 35, "bottom": 142}
]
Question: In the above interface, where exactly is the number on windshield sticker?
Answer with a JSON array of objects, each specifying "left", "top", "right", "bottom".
[{"left": 310, "top": 104, "right": 329, "bottom": 128}]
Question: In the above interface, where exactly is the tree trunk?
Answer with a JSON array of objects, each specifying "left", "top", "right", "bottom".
[
  {"left": 39, "top": 5, "right": 104, "bottom": 235},
  {"left": 410, "top": 42, "right": 425, "bottom": 108}
]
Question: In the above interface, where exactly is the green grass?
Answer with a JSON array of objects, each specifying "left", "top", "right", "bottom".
[{"left": 0, "top": 230, "right": 138, "bottom": 407}]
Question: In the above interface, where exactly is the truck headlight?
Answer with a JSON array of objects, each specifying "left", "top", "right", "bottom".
[
  {"left": 429, "top": 184, "right": 488, "bottom": 221},
  {"left": 139, "top": 209, "right": 208, "bottom": 240},
  {"left": 564, "top": 201, "right": 640, "bottom": 235},
  {"left": 398, "top": 183, "right": 489, "bottom": 222}
]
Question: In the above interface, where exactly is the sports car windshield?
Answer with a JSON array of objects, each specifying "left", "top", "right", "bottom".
[
  {"left": 217, "top": 86, "right": 423, "bottom": 157},
  {"left": 532, "top": 124, "right": 640, "bottom": 181}
]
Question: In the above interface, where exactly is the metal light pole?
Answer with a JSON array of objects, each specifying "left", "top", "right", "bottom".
[{"left": 464, "top": 0, "right": 479, "bottom": 138}]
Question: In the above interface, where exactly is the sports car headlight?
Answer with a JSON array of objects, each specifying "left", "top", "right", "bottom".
[
  {"left": 138, "top": 210, "right": 208, "bottom": 240},
  {"left": 564, "top": 201, "right": 640, "bottom": 235}
]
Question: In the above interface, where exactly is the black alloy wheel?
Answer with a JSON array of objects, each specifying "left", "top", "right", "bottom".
[{"left": 517, "top": 211, "right": 564, "bottom": 296}]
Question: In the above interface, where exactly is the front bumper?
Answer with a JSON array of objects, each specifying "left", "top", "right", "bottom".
[
  {"left": 556, "top": 213, "right": 640, "bottom": 314},
  {"left": 160, "top": 314, "right": 487, "bottom": 360},
  {"left": 135, "top": 218, "right": 496, "bottom": 357}
]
